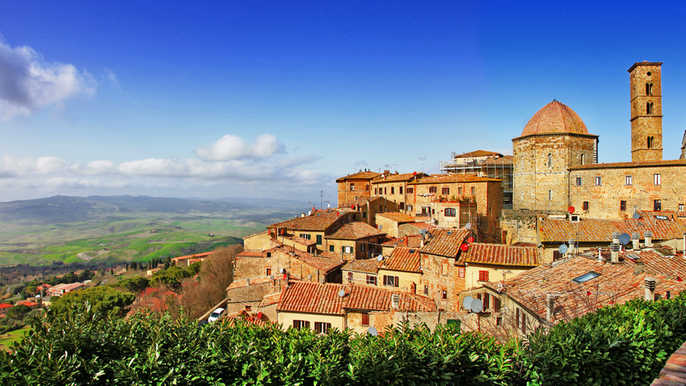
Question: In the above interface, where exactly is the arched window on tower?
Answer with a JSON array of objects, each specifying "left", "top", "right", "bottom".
[
  {"left": 580, "top": 154, "right": 586, "bottom": 165},
  {"left": 646, "top": 102, "right": 654, "bottom": 114},
  {"left": 647, "top": 136, "right": 654, "bottom": 149},
  {"left": 646, "top": 82, "right": 653, "bottom": 96},
  {"left": 547, "top": 153, "right": 552, "bottom": 168}
]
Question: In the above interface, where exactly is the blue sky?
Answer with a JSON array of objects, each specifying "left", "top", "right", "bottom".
[{"left": 1, "top": 1, "right": 685, "bottom": 204}]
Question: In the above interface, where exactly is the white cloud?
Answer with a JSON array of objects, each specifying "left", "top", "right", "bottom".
[
  {"left": 0, "top": 39, "right": 95, "bottom": 119},
  {"left": 195, "top": 134, "right": 282, "bottom": 161}
]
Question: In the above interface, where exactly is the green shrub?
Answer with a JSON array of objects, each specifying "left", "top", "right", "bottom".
[{"left": 49, "top": 286, "right": 135, "bottom": 318}]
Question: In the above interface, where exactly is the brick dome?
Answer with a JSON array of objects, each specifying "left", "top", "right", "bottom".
[{"left": 520, "top": 100, "right": 588, "bottom": 137}]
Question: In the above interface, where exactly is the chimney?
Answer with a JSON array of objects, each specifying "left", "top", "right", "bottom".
[
  {"left": 632, "top": 232, "right": 640, "bottom": 250},
  {"left": 597, "top": 248, "right": 604, "bottom": 262},
  {"left": 391, "top": 293, "right": 400, "bottom": 310},
  {"left": 610, "top": 242, "right": 620, "bottom": 263},
  {"left": 644, "top": 277, "right": 656, "bottom": 301},
  {"left": 545, "top": 294, "right": 557, "bottom": 321},
  {"left": 644, "top": 231, "right": 653, "bottom": 248},
  {"left": 611, "top": 232, "right": 620, "bottom": 245}
]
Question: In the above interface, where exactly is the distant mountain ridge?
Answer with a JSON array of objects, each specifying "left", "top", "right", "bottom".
[{"left": 0, "top": 195, "right": 308, "bottom": 224}]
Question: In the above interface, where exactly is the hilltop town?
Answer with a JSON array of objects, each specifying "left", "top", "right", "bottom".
[{"left": 194, "top": 60, "right": 686, "bottom": 339}]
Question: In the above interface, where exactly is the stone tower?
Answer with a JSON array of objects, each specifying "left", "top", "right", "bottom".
[
  {"left": 681, "top": 130, "right": 686, "bottom": 160},
  {"left": 628, "top": 62, "right": 663, "bottom": 163},
  {"left": 512, "top": 100, "right": 598, "bottom": 212}
]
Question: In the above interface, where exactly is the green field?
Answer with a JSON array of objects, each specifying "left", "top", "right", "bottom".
[
  {"left": 0, "top": 211, "right": 281, "bottom": 266},
  {"left": 0, "top": 326, "right": 30, "bottom": 351}
]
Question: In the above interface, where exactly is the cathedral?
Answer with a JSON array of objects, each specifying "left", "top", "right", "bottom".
[{"left": 512, "top": 61, "right": 686, "bottom": 220}]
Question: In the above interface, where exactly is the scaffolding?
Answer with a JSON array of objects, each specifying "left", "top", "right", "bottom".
[{"left": 440, "top": 153, "right": 513, "bottom": 209}]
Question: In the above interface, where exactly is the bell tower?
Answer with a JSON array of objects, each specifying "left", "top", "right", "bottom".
[{"left": 629, "top": 61, "right": 663, "bottom": 162}]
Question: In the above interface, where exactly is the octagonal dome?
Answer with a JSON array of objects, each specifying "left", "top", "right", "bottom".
[{"left": 520, "top": 100, "right": 589, "bottom": 137}]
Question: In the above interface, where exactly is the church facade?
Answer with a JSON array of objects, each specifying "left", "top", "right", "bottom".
[{"left": 512, "top": 61, "right": 686, "bottom": 220}]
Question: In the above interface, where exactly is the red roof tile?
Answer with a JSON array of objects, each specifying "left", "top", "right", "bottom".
[
  {"left": 623, "top": 250, "right": 686, "bottom": 280},
  {"left": 344, "top": 285, "right": 436, "bottom": 312},
  {"left": 460, "top": 243, "right": 539, "bottom": 267},
  {"left": 327, "top": 222, "right": 385, "bottom": 240},
  {"left": 409, "top": 174, "right": 501, "bottom": 185},
  {"left": 336, "top": 171, "right": 382, "bottom": 182},
  {"left": 540, "top": 215, "right": 685, "bottom": 243},
  {"left": 420, "top": 228, "right": 472, "bottom": 257},
  {"left": 171, "top": 251, "right": 213, "bottom": 262},
  {"left": 453, "top": 150, "right": 503, "bottom": 159},
  {"left": 342, "top": 259, "right": 382, "bottom": 274},
  {"left": 382, "top": 235, "right": 423, "bottom": 249},
  {"left": 371, "top": 172, "right": 427, "bottom": 183},
  {"left": 381, "top": 247, "right": 422, "bottom": 273},
  {"left": 270, "top": 212, "right": 348, "bottom": 232},
  {"left": 376, "top": 212, "right": 416, "bottom": 223},
  {"left": 0, "top": 303, "right": 13, "bottom": 309},
  {"left": 518, "top": 100, "right": 590, "bottom": 137}
]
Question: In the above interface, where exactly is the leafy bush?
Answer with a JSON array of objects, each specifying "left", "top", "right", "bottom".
[
  {"left": 149, "top": 263, "right": 200, "bottom": 290},
  {"left": 115, "top": 276, "right": 150, "bottom": 293},
  {"left": 49, "top": 286, "right": 135, "bottom": 318},
  {"left": 2, "top": 292, "right": 686, "bottom": 384}
]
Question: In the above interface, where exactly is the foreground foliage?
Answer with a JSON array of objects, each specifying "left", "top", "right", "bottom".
[{"left": 2, "top": 294, "right": 686, "bottom": 384}]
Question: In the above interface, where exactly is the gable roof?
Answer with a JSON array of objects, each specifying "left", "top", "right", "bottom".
[
  {"left": 342, "top": 259, "right": 382, "bottom": 274},
  {"left": 622, "top": 249, "right": 686, "bottom": 281},
  {"left": 277, "top": 281, "right": 436, "bottom": 316},
  {"left": 419, "top": 228, "right": 471, "bottom": 257},
  {"left": 327, "top": 222, "right": 385, "bottom": 240},
  {"left": 336, "top": 171, "right": 382, "bottom": 182},
  {"left": 371, "top": 172, "right": 427, "bottom": 183},
  {"left": 377, "top": 212, "right": 416, "bottom": 223},
  {"left": 269, "top": 212, "right": 347, "bottom": 232},
  {"left": 459, "top": 243, "right": 539, "bottom": 267},
  {"left": 453, "top": 150, "right": 503, "bottom": 159},
  {"left": 380, "top": 247, "right": 422, "bottom": 273},
  {"left": 483, "top": 256, "right": 686, "bottom": 323},
  {"left": 539, "top": 214, "right": 685, "bottom": 243},
  {"left": 409, "top": 174, "right": 501, "bottom": 185}
]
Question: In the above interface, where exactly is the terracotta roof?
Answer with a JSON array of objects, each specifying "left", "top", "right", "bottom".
[
  {"left": 569, "top": 159, "right": 686, "bottom": 170},
  {"left": 376, "top": 212, "right": 416, "bottom": 223},
  {"left": 327, "top": 222, "right": 385, "bottom": 240},
  {"left": 269, "top": 212, "right": 346, "bottom": 232},
  {"left": 277, "top": 282, "right": 436, "bottom": 315},
  {"left": 420, "top": 228, "right": 472, "bottom": 257},
  {"left": 409, "top": 174, "right": 501, "bottom": 185},
  {"left": 16, "top": 300, "right": 38, "bottom": 307},
  {"left": 227, "top": 277, "right": 273, "bottom": 290},
  {"left": 371, "top": 172, "right": 426, "bottom": 183},
  {"left": 336, "top": 171, "right": 382, "bottom": 182},
  {"left": 171, "top": 251, "right": 213, "bottom": 262},
  {"left": 540, "top": 216, "right": 685, "bottom": 243},
  {"left": 623, "top": 250, "right": 686, "bottom": 281},
  {"left": 453, "top": 150, "right": 503, "bottom": 159},
  {"left": 518, "top": 100, "right": 591, "bottom": 138},
  {"left": 483, "top": 256, "right": 686, "bottom": 323},
  {"left": 296, "top": 252, "right": 346, "bottom": 273},
  {"left": 381, "top": 235, "right": 423, "bottom": 249},
  {"left": 342, "top": 259, "right": 382, "bottom": 274},
  {"left": 259, "top": 292, "right": 282, "bottom": 307},
  {"left": 481, "top": 155, "right": 513, "bottom": 166},
  {"left": 460, "top": 243, "right": 539, "bottom": 267},
  {"left": 236, "top": 250, "right": 265, "bottom": 258},
  {"left": 287, "top": 235, "right": 317, "bottom": 247},
  {"left": 381, "top": 247, "right": 422, "bottom": 273}
]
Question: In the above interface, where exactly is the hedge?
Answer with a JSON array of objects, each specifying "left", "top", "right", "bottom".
[{"left": 2, "top": 293, "right": 686, "bottom": 384}]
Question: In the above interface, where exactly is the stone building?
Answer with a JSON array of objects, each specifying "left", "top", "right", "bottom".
[
  {"left": 440, "top": 150, "right": 514, "bottom": 209},
  {"left": 336, "top": 170, "right": 381, "bottom": 208},
  {"left": 371, "top": 172, "right": 427, "bottom": 213},
  {"left": 324, "top": 221, "right": 386, "bottom": 260}
]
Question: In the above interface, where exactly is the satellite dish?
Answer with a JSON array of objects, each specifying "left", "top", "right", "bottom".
[
  {"left": 367, "top": 327, "right": 378, "bottom": 336},
  {"left": 470, "top": 298, "right": 483, "bottom": 313},
  {"left": 633, "top": 211, "right": 640, "bottom": 219},
  {"left": 338, "top": 289, "right": 346, "bottom": 297},
  {"left": 280, "top": 268, "right": 286, "bottom": 274},
  {"left": 465, "top": 223, "right": 472, "bottom": 230},
  {"left": 376, "top": 255, "right": 384, "bottom": 261},
  {"left": 558, "top": 244, "right": 568, "bottom": 255},
  {"left": 618, "top": 233, "right": 631, "bottom": 245},
  {"left": 462, "top": 296, "right": 473, "bottom": 311}
]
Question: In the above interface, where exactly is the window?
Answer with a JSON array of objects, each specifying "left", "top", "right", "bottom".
[
  {"left": 366, "top": 275, "right": 377, "bottom": 285},
  {"left": 314, "top": 322, "right": 331, "bottom": 334},
  {"left": 458, "top": 187, "right": 463, "bottom": 195},
  {"left": 646, "top": 82, "right": 653, "bottom": 96},
  {"left": 647, "top": 102, "right": 654, "bottom": 114},
  {"left": 424, "top": 285, "right": 429, "bottom": 296},
  {"left": 547, "top": 153, "right": 552, "bottom": 168},
  {"left": 444, "top": 208, "right": 456, "bottom": 217},
  {"left": 548, "top": 190, "right": 552, "bottom": 201},
  {"left": 654, "top": 199, "right": 662, "bottom": 211},
  {"left": 365, "top": 184, "right": 369, "bottom": 191},
  {"left": 429, "top": 186, "right": 437, "bottom": 194},
  {"left": 348, "top": 272, "right": 353, "bottom": 283},
  {"left": 626, "top": 175, "right": 633, "bottom": 185},
  {"left": 553, "top": 250, "right": 562, "bottom": 261},
  {"left": 383, "top": 275, "right": 399, "bottom": 287},
  {"left": 594, "top": 176, "right": 602, "bottom": 186},
  {"left": 654, "top": 173, "right": 661, "bottom": 185},
  {"left": 316, "top": 235, "right": 322, "bottom": 245},
  {"left": 374, "top": 188, "right": 378, "bottom": 195},
  {"left": 620, "top": 200, "right": 627, "bottom": 211},
  {"left": 384, "top": 187, "right": 387, "bottom": 195},
  {"left": 361, "top": 313, "right": 369, "bottom": 326},
  {"left": 391, "top": 187, "right": 394, "bottom": 194},
  {"left": 399, "top": 186, "right": 403, "bottom": 194},
  {"left": 293, "top": 320, "right": 310, "bottom": 329},
  {"left": 572, "top": 271, "right": 600, "bottom": 284},
  {"left": 647, "top": 136, "right": 654, "bottom": 148},
  {"left": 580, "top": 154, "right": 585, "bottom": 165},
  {"left": 329, "top": 245, "right": 334, "bottom": 252},
  {"left": 442, "top": 187, "right": 450, "bottom": 195},
  {"left": 679, "top": 204, "right": 685, "bottom": 212},
  {"left": 483, "top": 293, "right": 490, "bottom": 310},
  {"left": 582, "top": 201, "right": 589, "bottom": 211},
  {"left": 399, "top": 202, "right": 404, "bottom": 210},
  {"left": 407, "top": 187, "right": 413, "bottom": 194},
  {"left": 470, "top": 187, "right": 475, "bottom": 196},
  {"left": 266, "top": 267, "right": 271, "bottom": 276},
  {"left": 494, "top": 297, "right": 501, "bottom": 312},
  {"left": 575, "top": 177, "right": 582, "bottom": 186},
  {"left": 496, "top": 316, "right": 502, "bottom": 326},
  {"left": 442, "top": 290, "right": 447, "bottom": 299},
  {"left": 458, "top": 267, "right": 465, "bottom": 278},
  {"left": 521, "top": 313, "right": 527, "bottom": 334},
  {"left": 478, "top": 270, "right": 489, "bottom": 282}
]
